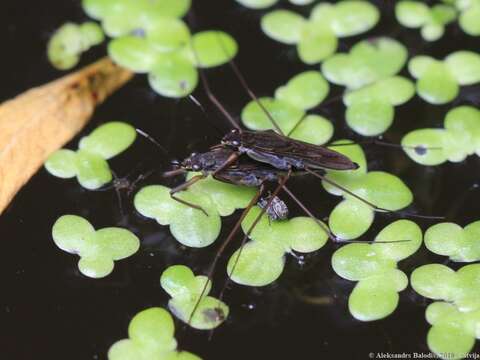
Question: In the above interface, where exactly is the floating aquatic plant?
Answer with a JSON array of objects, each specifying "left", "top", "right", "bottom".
[
  {"left": 395, "top": 1, "right": 457, "bottom": 41},
  {"left": 48, "top": 22, "right": 105, "bottom": 70},
  {"left": 321, "top": 37, "right": 413, "bottom": 135},
  {"left": 425, "top": 221, "right": 480, "bottom": 262},
  {"left": 80, "top": 0, "right": 237, "bottom": 98},
  {"left": 227, "top": 206, "right": 328, "bottom": 287},
  {"left": 44, "top": 122, "right": 137, "bottom": 190},
  {"left": 242, "top": 71, "right": 333, "bottom": 144},
  {"left": 444, "top": 0, "right": 480, "bottom": 36},
  {"left": 108, "top": 307, "right": 201, "bottom": 360},
  {"left": 160, "top": 265, "right": 229, "bottom": 330},
  {"left": 411, "top": 264, "right": 480, "bottom": 359},
  {"left": 332, "top": 220, "right": 422, "bottom": 321},
  {"left": 235, "top": 0, "right": 314, "bottom": 9},
  {"left": 323, "top": 141, "right": 413, "bottom": 240},
  {"left": 261, "top": 1, "right": 379, "bottom": 64},
  {"left": 408, "top": 51, "right": 480, "bottom": 104},
  {"left": 134, "top": 177, "right": 256, "bottom": 247},
  {"left": 52, "top": 215, "right": 139, "bottom": 278},
  {"left": 402, "top": 106, "right": 480, "bottom": 165}
]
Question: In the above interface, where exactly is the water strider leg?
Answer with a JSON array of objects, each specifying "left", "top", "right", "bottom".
[
  {"left": 170, "top": 174, "right": 208, "bottom": 216},
  {"left": 187, "top": 183, "right": 266, "bottom": 325},
  {"left": 304, "top": 167, "right": 444, "bottom": 220}
]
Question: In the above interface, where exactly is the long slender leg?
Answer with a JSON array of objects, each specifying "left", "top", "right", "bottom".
[
  {"left": 222, "top": 169, "right": 292, "bottom": 296},
  {"left": 305, "top": 167, "right": 444, "bottom": 220},
  {"left": 287, "top": 113, "right": 307, "bottom": 138},
  {"left": 170, "top": 174, "right": 208, "bottom": 216},
  {"left": 281, "top": 184, "right": 407, "bottom": 244},
  {"left": 135, "top": 128, "right": 170, "bottom": 156},
  {"left": 188, "top": 183, "right": 266, "bottom": 325}
]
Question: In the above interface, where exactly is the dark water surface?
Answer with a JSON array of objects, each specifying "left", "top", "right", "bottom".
[{"left": 1, "top": 1, "right": 480, "bottom": 359}]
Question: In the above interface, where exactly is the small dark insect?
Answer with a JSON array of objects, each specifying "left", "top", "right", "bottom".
[
  {"left": 258, "top": 193, "right": 289, "bottom": 221},
  {"left": 203, "top": 307, "right": 226, "bottom": 323}
]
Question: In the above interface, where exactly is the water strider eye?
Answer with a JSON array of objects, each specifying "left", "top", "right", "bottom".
[
  {"left": 192, "top": 164, "right": 201, "bottom": 171},
  {"left": 232, "top": 140, "right": 240, "bottom": 146}
]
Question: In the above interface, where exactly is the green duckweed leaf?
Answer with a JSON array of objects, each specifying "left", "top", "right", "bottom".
[
  {"left": 343, "top": 76, "right": 415, "bottom": 107},
  {"left": 427, "top": 322, "right": 475, "bottom": 360},
  {"left": 52, "top": 215, "right": 139, "bottom": 278},
  {"left": 44, "top": 150, "right": 78, "bottom": 178},
  {"left": 297, "top": 22, "right": 337, "bottom": 64},
  {"left": 332, "top": 243, "right": 396, "bottom": 281},
  {"left": 148, "top": 0, "right": 192, "bottom": 18},
  {"left": 148, "top": 54, "right": 198, "bottom": 98},
  {"left": 147, "top": 18, "right": 191, "bottom": 52},
  {"left": 185, "top": 31, "right": 238, "bottom": 68},
  {"left": 445, "top": 51, "right": 480, "bottom": 85},
  {"left": 354, "top": 171, "right": 413, "bottom": 210},
  {"left": 47, "top": 23, "right": 85, "bottom": 70},
  {"left": 421, "top": 24, "right": 445, "bottom": 42},
  {"left": 160, "top": 265, "right": 228, "bottom": 330},
  {"left": 322, "top": 38, "right": 407, "bottom": 89},
  {"left": 289, "top": 114, "right": 333, "bottom": 145},
  {"left": 401, "top": 128, "right": 449, "bottom": 165},
  {"left": 169, "top": 296, "right": 229, "bottom": 330},
  {"left": 108, "top": 35, "right": 159, "bottom": 73},
  {"left": 227, "top": 241, "right": 285, "bottom": 286},
  {"left": 329, "top": 199, "right": 374, "bottom": 240},
  {"left": 426, "top": 302, "right": 459, "bottom": 325},
  {"left": 275, "top": 71, "right": 329, "bottom": 110},
  {"left": 371, "top": 220, "right": 423, "bottom": 261},
  {"left": 75, "top": 150, "right": 112, "bottom": 190},
  {"left": 261, "top": 10, "right": 306, "bottom": 45},
  {"left": 79, "top": 22, "right": 105, "bottom": 46},
  {"left": 395, "top": 1, "right": 430, "bottom": 27},
  {"left": 408, "top": 55, "right": 437, "bottom": 78},
  {"left": 108, "top": 307, "right": 185, "bottom": 360},
  {"left": 78, "top": 122, "right": 137, "bottom": 160},
  {"left": 459, "top": 4, "right": 480, "bottom": 35},
  {"left": 329, "top": 0, "right": 380, "bottom": 37},
  {"left": 186, "top": 174, "right": 256, "bottom": 217},
  {"left": 410, "top": 264, "right": 458, "bottom": 301},
  {"left": 414, "top": 61, "right": 459, "bottom": 104},
  {"left": 228, "top": 206, "right": 328, "bottom": 286},
  {"left": 101, "top": 11, "right": 139, "bottom": 38},
  {"left": 346, "top": 98, "right": 394, "bottom": 136},
  {"left": 134, "top": 185, "right": 221, "bottom": 248},
  {"left": 348, "top": 275, "right": 401, "bottom": 321},
  {"left": 425, "top": 221, "right": 480, "bottom": 262},
  {"left": 52, "top": 214, "right": 95, "bottom": 254},
  {"left": 235, "top": 0, "right": 278, "bottom": 9},
  {"left": 241, "top": 97, "right": 305, "bottom": 135}
]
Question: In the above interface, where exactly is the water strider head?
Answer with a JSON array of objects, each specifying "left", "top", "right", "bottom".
[
  {"left": 221, "top": 128, "right": 242, "bottom": 147},
  {"left": 181, "top": 148, "right": 236, "bottom": 172}
]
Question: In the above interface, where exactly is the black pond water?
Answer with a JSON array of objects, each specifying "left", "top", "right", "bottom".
[{"left": 1, "top": 1, "right": 480, "bottom": 359}]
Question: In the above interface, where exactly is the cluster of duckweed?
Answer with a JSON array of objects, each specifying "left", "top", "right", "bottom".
[
  {"left": 241, "top": 71, "right": 333, "bottom": 144},
  {"left": 48, "top": 22, "right": 104, "bottom": 70},
  {"left": 160, "top": 265, "right": 229, "bottom": 330},
  {"left": 332, "top": 220, "right": 422, "bottom": 321},
  {"left": 321, "top": 142, "right": 412, "bottom": 240},
  {"left": 444, "top": 0, "right": 480, "bottom": 36},
  {"left": 411, "top": 264, "right": 480, "bottom": 359},
  {"left": 52, "top": 215, "right": 139, "bottom": 278},
  {"left": 425, "top": 221, "right": 480, "bottom": 262},
  {"left": 322, "top": 37, "right": 414, "bottom": 136},
  {"left": 226, "top": 206, "right": 328, "bottom": 287},
  {"left": 402, "top": 106, "right": 480, "bottom": 165},
  {"left": 395, "top": 1, "right": 457, "bottom": 41},
  {"left": 408, "top": 51, "right": 480, "bottom": 104},
  {"left": 260, "top": 1, "right": 379, "bottom": 64},
  {"left": 133, "top": 177, "right": 256, "bottom": 247},
  {"left": 49, "top": 0, "right": 238, "bottom": 98},
  {"left": 108, "top": 307, "right": 201, "bottom": 360},
  {"left": 84, "top": 0, "right": 237, "bottom": 97},
  {"left": 45, "top": 122, "right": 137, "bottom": 189},
  {"left": 43, "top": 0, "right": 480, "bottom": 358}
]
